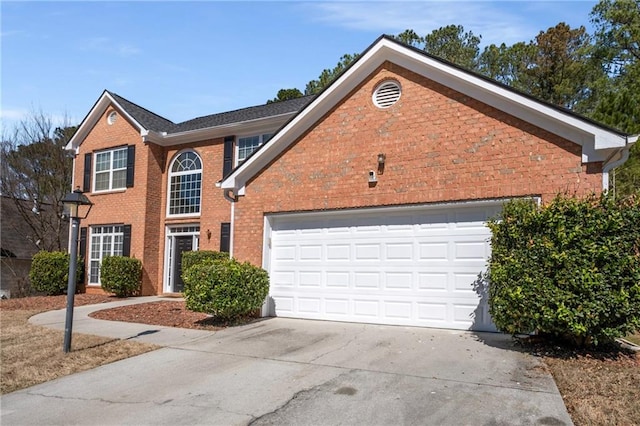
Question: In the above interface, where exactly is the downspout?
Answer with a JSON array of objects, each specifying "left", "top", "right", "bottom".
[
  {"left": 601, "top": 136, "right": 633, "bottom": 192},
  {"left": 223, "top": 189, "right": 237, "bottom": 203}
]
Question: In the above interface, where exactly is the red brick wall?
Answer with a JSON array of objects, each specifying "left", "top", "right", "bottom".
[
  {"left": 74, "top": 106, "right": 231, "bottom": 295},
  {"left": 232, "top": 62, "right": 603, "bottom": 266}
]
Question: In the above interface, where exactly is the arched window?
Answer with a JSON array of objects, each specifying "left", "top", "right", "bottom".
[{"left": 168, "top": 151, "right": 202, "bottom": 216}]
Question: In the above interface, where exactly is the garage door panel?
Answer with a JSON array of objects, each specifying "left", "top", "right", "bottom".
[
  {"left": 298, "top": 297, "right": 321, "bottom": 314},
  {"left": 355, "top": 244, "right": 381, "bottom": 260},
  {"left": 417, "top": 272, "right": 448, "bottom": 290},
  {"left": 268, "top": 203, "right": 501, "bottom": 331}
]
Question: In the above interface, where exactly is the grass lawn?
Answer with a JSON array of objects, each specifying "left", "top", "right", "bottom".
[
  {"left": 0, "top": 295, "right": 157, "bottom": 395},
  {"left": 1, "top": 295, "right": 638, "bottom": 425},
  {"left": 544, "top": 349, "right": 639, "bottom": 425}
]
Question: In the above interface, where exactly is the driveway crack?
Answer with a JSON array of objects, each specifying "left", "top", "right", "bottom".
[{"left": 307, "top": 325, "right": 367, "bottom": 363}]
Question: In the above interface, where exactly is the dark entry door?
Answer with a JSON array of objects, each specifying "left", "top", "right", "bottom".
[{"left": 173, "top": 236, "right": 193, "bottom": 292}]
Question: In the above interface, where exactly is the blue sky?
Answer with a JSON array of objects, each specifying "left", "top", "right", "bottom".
[{"left": 1, "top": 1, "right": 599, "bottom": 132}]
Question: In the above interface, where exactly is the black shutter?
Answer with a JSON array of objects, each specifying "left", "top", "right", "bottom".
[
  {"left": 126, "top": 145, "right": 135, "bottom": 188},
  {"left": 83, "top": 153, "right": 92, "bottom": 192},
  {"left": 79, "top": 227, "right": 87, "bottom": 284},
  {"left": 222, "top": 136, "right": 234, "bottom": 178},
  {"left": 220, "top": 222, "right": 231, "bottom": 253},
  {"left": 123, "top": 225, "right": 132, "bottom": 257}
]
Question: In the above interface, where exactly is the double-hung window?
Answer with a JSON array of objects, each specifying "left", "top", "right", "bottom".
[
  {"left": 94, "top": 147, "right": 127, "bottom": 191},
  {"left": 89, "top": 225, "right": 124, "bottom": 284},
  {"left": 237, "top": 133, "right": 272, "bottom": 165}
]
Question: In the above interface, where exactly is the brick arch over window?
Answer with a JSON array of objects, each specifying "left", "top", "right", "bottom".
[{"left": 167, "top": 150, "right": 202, "bottom": 216}]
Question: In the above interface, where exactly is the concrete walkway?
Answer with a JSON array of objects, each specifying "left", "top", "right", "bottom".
[
  {"left": 29, "top": 296, "right": 215, "bottom": 346},
  {"left": 1, "top": 297, "right": 574, "bottom": 425}
]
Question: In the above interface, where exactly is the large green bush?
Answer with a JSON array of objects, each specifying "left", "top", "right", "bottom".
[
  {"left": 181, "top": 250, "right": 229, "bottom": 273},
  {"left": 100, "top": 256, "right": 142, "bottom": 297},
  {"left": 183, "top": 257, "right": 269, "bottom": 321},
  {"left": 487, "top": 193, "right": 640, "bottom": 346},
  {"left": 29, "top": 251, "right": 82, "bottom": 295}
]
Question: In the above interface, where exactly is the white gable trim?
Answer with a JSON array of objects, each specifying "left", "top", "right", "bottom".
[
  {"left": 220, "top": 36, "right": 633, "bottom": 193},
  {"left": 65, "top": 91, "right": 147, "bottom": 152}
]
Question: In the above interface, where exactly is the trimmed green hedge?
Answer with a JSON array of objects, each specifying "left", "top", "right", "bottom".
[
  {"left": 100, "top": 256, "right": 142, "bottom": 297},
  {"left": 29, "top": 251, "right": 82, "bottom": 295},
  {"left": 182, "top": 255, "right": 269, "bottom": 321},
  {"left": 487, "top": 193, "right": 640, "bottom": 346},
  {"left": 181, "top": 250, "right": 229, "bottom": 273}
]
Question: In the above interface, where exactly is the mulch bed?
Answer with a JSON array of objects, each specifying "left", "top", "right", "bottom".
[{"left": 88, "top": 300, "right": 226, "bottom": 330}]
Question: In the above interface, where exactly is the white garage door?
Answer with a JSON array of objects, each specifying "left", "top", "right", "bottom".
[{"left": 266, "top": 202, "right": 502, "bottom": 331}]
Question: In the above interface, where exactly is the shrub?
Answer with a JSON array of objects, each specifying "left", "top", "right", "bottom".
[
  {"left": 100, "top": 256, "right": 142, "bottom": 297},
  {"left": 487, "top": 193, "right": 640, "bottom": 346},
  {"left": 181, "top": 250, "right": 229, "bottom": 273},
  {"left": 183, "top": 257, "right": 269, "bottom": 321},
  {"left": 29, "top": 251, "right": 82, "bottom": 296}
]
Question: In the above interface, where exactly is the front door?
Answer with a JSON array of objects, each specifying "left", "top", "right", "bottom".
[
  {"left": 165, "top": 225, "right": 200, "bottom": 293},
  {"left": 172, "top": 236, "right": 194, "bottom": 293}
]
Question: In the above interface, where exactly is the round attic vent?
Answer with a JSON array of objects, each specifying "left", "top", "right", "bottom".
[
  {"left": 107, "top": 111, "right": 117, "bottom": 125},
  {"left": 373, "top": 80, "right": 401, "bottom": 108}
]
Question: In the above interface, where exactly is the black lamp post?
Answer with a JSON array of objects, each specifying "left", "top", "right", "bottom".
[{"left": 61, "top": 188, "right": 93, "bottom": 353}]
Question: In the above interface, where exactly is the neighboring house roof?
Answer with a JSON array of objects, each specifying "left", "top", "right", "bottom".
[
  {"left": 1, "top": 196, "right": 45, "bottom": 260},
  {"left": 66, "top": 91, "right": 315, "bottom": 150},
  {"left": 220, "top": 35, "right": 638, "bottom": 194}
]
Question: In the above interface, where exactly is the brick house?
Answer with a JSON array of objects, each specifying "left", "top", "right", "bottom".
[{"left": 67, "top": 36, "right": 636, "bottom": 331}]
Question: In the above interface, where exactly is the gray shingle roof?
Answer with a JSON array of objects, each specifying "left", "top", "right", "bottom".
[
  {"left": 108, "top": 91, "right": 315, "bottom": 134},
  {"left": 108, "top": 92, "right": 178, "bottom": 133}
]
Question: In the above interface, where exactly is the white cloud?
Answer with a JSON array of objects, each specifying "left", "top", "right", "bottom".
[
  {"left": 304, "top": 1, "right": 589, "bottom": 46},
  {"left": 0, "top": 30, "right": 25, "bottom": 38},
  {"left": 0, "top": 108, "right": 29, "bottom": 121},
  {"left": 78, "top": 37, "right": 141, "bottom": 57}
]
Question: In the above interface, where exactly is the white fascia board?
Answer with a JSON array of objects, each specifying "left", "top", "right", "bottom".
[
  {"left": 143, "top": 113, "right": 296, "bottom": 146},
  {"left": 221, "top": 45, "right": 385, "bottom": 191},
  {"left": 386, "top": 46, "right": 627, "bottom": 155},
  {"left": 65, "top": 92, "right": 146, "bottom": 151}
]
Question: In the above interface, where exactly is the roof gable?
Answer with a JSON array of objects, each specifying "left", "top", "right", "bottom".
[
  {"left": 67, "top": 91, "right": 314, "bottom": 151},
  {"left": 220, "top": 35, "right": 637, "bottom": 194}
]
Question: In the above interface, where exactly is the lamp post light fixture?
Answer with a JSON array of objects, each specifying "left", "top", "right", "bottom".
[{"left": 61, "top": 188, "right": 93, "bottom": 353}]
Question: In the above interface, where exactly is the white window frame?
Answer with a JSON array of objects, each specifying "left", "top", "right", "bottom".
[
  {"left": 88, "top": 225, "right": 124, "bottom": 285},
  {"left": 93, "top": 147, "right": 128, "bottom": 192},
  {"left": 167, "top": 150, "right": 203, "bottom": 218},
  {"left": 236, "top": 133, "right": 273, "bottom": 165}
]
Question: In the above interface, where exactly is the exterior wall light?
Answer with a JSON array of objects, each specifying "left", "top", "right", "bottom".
[
  {"left": 61, "top": 188, "right": 93, "bottom": 353},
  {"left": 377, "top": 153, "right": 386, "bottom": 174}
]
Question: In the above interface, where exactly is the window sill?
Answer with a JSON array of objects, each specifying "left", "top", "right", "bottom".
[{"left": 90, "top": 189, "right": 127, "bottom": 196}]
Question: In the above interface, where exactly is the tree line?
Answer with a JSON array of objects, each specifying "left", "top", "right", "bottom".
[
  {"left": 2, "top": 0, "right": 637, "bottom": 258},
  {"left": 268, "top": 0, "right": 639, "bottom": 196}
]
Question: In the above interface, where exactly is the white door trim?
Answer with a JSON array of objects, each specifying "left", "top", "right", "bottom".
[{"left": 163, "top": 224, "right": 200, "bottom": 293}]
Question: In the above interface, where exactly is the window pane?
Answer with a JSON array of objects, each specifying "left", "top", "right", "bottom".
[
  {"left": 112, "top": 170, "right": 126, "bottom": 189},
  {"left": 112, "top": 149, "right": 127, "bottom": 169},
  {"left": 95, "top": 152, "right": 111, "bottom": 172},
  {"left": 90, "top": 261, "right": 100, "bottom": 284},
  {"left": 238, "top": 136, "right": 261, "bottom": 161}
]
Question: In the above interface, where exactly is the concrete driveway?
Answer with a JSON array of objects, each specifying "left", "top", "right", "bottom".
[{"left": 1, "top": 317, "right": 572, "bottom": 425}]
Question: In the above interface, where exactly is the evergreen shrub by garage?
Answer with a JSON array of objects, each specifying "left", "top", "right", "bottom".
[
  {"left": 29, "top": 251, "right": 82, "bottom": 295},
  {"left": 100, "top": 256, "right": 142, "bottom": 297},
  {"left": 182, "top": 257, "right": 269, "bottom": 321},
  {"left": 181, "top": 250, "right": 229, "bottom": 273},
  {"left": 487, "top": 193, "right": 640, "bottom": 346}
]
